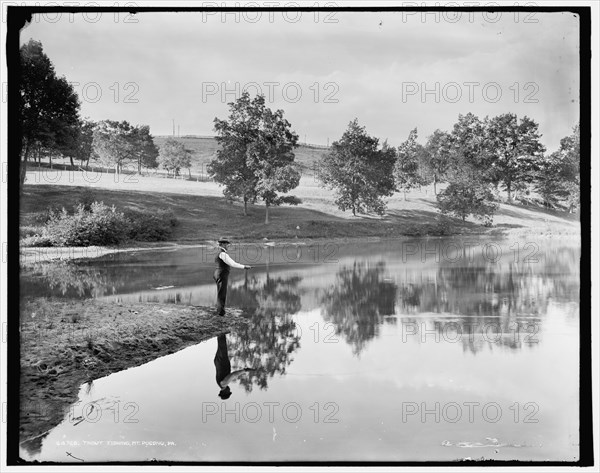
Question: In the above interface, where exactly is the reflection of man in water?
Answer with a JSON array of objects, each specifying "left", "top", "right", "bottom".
[
  {"left": 214, "top": 334, "right": 254, "bottom": 399},
  {"left": 214, "top": 237, "right": 252, "bottom": 317}
]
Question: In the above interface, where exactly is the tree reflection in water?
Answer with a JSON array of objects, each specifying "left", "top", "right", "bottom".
[
  {"left": 320, "top": 261, "right": 397, "bottom": 356},
  {"left": 224, "top": 271, "right": 302, "bottom": 393},
  {"left": 396, "top": 247, "right": 580, "bottom": 354}
]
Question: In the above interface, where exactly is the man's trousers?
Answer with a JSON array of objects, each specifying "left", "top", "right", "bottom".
[{"left": 213, "top": 269, "right": 229, "bottom": 316}]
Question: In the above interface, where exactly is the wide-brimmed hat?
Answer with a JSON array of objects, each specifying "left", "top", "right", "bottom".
[{"left": 217, "top": 237, "right": 231, "bottom": 244}]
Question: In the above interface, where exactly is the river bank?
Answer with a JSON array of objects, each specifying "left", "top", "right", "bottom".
[{"left": 19, "top": 298, "right": 248, "bottom": 450}]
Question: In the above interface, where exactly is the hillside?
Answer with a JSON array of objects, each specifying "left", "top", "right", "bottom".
[{"left": 154, "top": 135, "right": 329, "bottom": 176}]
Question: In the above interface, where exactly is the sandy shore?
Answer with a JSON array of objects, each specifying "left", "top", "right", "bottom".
[{"left": 19, "top": 298, "right": 248, "bottom": 449}]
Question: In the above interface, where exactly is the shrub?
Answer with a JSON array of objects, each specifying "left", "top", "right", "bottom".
[
  {"left": 43, "top": 202, "right": 130, "bottom": 246},
  {"left": 21, "top": 234, "right": 54, "bottom": 247},
  {"left": 24, "top": 202, "right": 179, "bottom": 247},
  {"left": 20, "top": 225, "right": 42, "bottom": 238},
  {"left": 77, "top": 188, "right": 97, "bottom": 212},
  {"left": 124, "top": 208, "right": 178, "bottom": 241},
  {"left": 30, "top": 205, "right": 63, "bottom": 224}
]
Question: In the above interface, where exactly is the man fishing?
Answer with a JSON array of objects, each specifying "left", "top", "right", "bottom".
[
  {"left": 214, "top": 237, "right": 252, "bottom": 317},
  {"left": 214, "top": 334, "right": 255, "bottom": 399}
]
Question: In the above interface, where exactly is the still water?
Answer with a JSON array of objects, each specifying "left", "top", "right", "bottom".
[{"left": 20, "top": 237, "right": 580, "bottom": 462}]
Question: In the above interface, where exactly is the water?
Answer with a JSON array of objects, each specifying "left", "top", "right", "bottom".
[{"left": 19, "top": 237, "right": 580, "bottom": 462}]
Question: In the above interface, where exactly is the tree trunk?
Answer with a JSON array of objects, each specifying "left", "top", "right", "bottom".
[
  {"left": 138, "top": 158, "right": 142, "bottom": 175},
  {"left": 403, "top": 191, "right": 407, "bottom": 201},
  {"left": 265, "top": 202, "right": 270, "bottom": 224},
  {"left": 352, "top": 204, "right": 356, "bottom": 216},
  {"left": 20, "top": 141, "right": 31, "bottom": 189},
  {"left": 243, "top": 197, "right": 248, "bottom": 216},
  {"left": 69, "top": 156, "right": 74, "bottom": 168},
  {"left": 507, "top": 181, "right": 512, "bottom": 202},
  {"left": 433, "top": 175, "right": 437, "bottom": 195}
]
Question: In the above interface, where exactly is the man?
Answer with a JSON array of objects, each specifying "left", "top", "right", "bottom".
[
  {"left": 214, "top": 333, "right": 255, "bottom": 399},
  {"left": 214, "top": 237, "right": 251, "bottom": 316}
]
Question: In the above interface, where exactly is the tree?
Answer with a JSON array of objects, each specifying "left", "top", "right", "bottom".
[
  {"left": 395, "top": 128, "right": 426, "bottom": 200},
  {"left": 536, "top": 123, "right": 580, "bottom": 212},
  {"left": 158, "top": 138, "right": 192, "bottom": 177},
  {"left": 209, "top": 92, "right": 301, "bottom": 222},
  {"left": 436, "top": 114, "right": 498, "bottom": 225},
  {"left": 423, "top": 129, "right": 452, "bottom": 195},
  {"left": 73, "top": 118, "right": 96, "bottom": 168},
  {"left": 19, "top": 39, "right": 81, "bottom": 187},
  {"left": 485, "top": 113, "right": 546, "bottom": 201},
  {"left": 92, "top": 120, "right": 133, "bottom": 174},
  {"left": 245, "top": 109, "right": 301, "bottom": 224},
  {"left": 319, "top": 119, "right": 396, "bottom": 216},
  {"left": 132, "top": 125, "right": 159, "bottom": 173},
  {"left": 436, "top": 176, "right": 498, "bottom": 225}
]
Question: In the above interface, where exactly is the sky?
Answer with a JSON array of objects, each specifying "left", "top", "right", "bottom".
[{"left": 19, "top": 8, "right": 580, "bottom": 151}]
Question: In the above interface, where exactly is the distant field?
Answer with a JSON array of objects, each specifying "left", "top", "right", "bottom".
[{"left": 153, "top": 135, "right": 329, "bottom": 175}]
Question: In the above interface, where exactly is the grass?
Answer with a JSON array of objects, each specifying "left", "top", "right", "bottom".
[{"left": 20, "top": 151, "right": 580, "bottom": 248}]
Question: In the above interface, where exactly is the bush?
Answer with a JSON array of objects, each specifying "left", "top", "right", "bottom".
[
  {"left": 77, "top": 188, "right": 97, "bottom": 212},
  {"left": 21, "top": 234, "right": 54, "bottom": 247},
  {"left": 124, "top": 208, "right": 178, "bottom": 242},
  {"left": 43, "top": 202, "right": 130, "bottom": 246},
  {"left": 20, "top": 225, "right": 43, "bottom": 238},
  {"left": 22, "top": 201, "right": 179, "bottom": 247},
  {"left": 30, "top": 205, "right": 63, "bottom": 225}
]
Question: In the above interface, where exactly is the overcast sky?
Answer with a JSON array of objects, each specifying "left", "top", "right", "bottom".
[{"left": 20, "top": 8, "right": 580, "bottom": 151}]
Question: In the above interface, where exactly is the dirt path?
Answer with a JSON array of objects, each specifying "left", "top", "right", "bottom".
[{"left": 19, "top": 298, "right": 248, "bottom": 451}]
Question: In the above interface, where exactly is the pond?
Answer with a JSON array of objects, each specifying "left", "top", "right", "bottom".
[{"left": 19, "top": 237, "right": 580, "bottom": 462}]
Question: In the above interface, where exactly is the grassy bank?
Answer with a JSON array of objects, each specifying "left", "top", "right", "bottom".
[
  {"left": 20, "top": 180, "right": 580, "bottom": 250},
  {"left": 19, "top": 298, "right": 248, "bottom": 450}
]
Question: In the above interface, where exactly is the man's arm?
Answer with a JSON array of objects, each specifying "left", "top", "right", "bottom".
[
  {"left": 220, "top": 252, "right": 250, "bottom": 269},
  {"left": 220, "top": 368, "right": 256, "bottom": 387}
]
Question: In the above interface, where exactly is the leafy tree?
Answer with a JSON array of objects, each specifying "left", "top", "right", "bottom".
[
  {"left": 395, "top": 128, "right": 426, "bottom": 199},
  {"left": 319, "top": 119, "right": 396, "bottom": 216},
  {"left": 449, "top": 113, "right": 490, "bottom": 171},
  {"left": 423, "top": 129, "right": 452, "bottom": 195},
  {"left": 436, "top": 176, "right": 498, "bottom": 225},
  {"left": 158, "top": 138, "right": 192, "bottom": 176},
  {"left": 132, "top": 125, "right": 159, "bottom": 173},
  {"left": 245, "top": 111, "right": 301, "bottom": 223},
  {"left": 209, "top": 93, "right": 301, "bottom": 222},
  {"left": 437, "top": 114, "right": 498, "bottom": 225},
  {"left": 73, "top": 118, "right": 96, "bottom": 168},
  {"left": 92, "top": 120, "right": 137, "bottom": 174},
  {"left": 536, "top": 123, "right": 580, "bottom": 212},
  {"left": 19, "top": 39, "right": 80, "bottom": 187},
  {"left": 485, "top": 113, "right": 546, "bottom": 201}
]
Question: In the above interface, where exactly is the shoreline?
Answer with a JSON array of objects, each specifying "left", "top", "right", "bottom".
[
  {"left": 20, "top": 227, "right": 581, "bottom": 265},
  {"left": 19, "top": 298, "right": 249, "bottom": 450}
]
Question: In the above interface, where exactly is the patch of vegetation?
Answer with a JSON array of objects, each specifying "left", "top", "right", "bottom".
[
  {"left": 124, "top": 208, "right": 178, "bottom": 241},
  {"left": 21, "top": 201, "right": 178, "bottom": 247}
]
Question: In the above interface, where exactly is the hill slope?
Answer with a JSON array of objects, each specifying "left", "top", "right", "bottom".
[{"left": 153, "top": 135, "right": 329, "bottom": 175}]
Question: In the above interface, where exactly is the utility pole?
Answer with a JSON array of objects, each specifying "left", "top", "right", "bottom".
[
  {"left": 178, "top": 125, "right": 180, "bottom": 137},
  {"left": 172, "top": 119, "right": 175, "bottom": 137}
]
